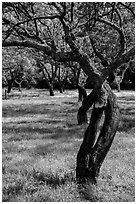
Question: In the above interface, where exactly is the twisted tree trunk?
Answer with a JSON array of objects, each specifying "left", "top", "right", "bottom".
[{"left": 76, "top": 82, "right": 120, "bottom": 184}]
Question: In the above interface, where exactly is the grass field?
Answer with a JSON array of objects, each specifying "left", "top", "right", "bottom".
[{"left": 2, "top": 89, "right": 135, "bottom": 202}]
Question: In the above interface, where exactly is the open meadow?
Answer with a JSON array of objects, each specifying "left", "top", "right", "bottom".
[{"left": 2, "top": 89, "right": 135, "bottom": 202}]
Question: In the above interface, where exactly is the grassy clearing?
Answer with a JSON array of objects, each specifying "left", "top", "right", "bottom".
[{"left": 2, "top": 89, "right": 135, "bottom": 202}]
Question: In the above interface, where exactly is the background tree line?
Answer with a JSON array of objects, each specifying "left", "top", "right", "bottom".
[{"left": 2, "top": 46, "right": 135, "bottom": 95}]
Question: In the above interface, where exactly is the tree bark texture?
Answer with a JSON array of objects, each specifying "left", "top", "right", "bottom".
[{"left": 76, "top": 83, "right": 120, "bottom": 184}]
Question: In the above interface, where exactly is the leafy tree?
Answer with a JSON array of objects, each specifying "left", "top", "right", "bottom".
[
  {"left": 2, "top": 2, "right": 135, "bottom": 183},
  {"left": 64, "top": 62, "right": 88, "bottom": 101},
  {"left": 2, "top": 47, "right": 37, "bottom": 93},
  {"left": 114, "top": 57, "right": 135, "bottom": 91},
  {"left": 34, "top": 51, "right": 58, "bottom": 96}
]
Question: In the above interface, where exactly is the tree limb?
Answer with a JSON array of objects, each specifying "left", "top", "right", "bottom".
[
  {"left": 102, "top": 47, "right": 135, "bottom": 80},
  {"left": 96, "top": 17, "right": 125, "bottom": 57},
  {"left": 70, "top": 2, "right": 74, "bottom": 23},
  {"left": 89, "top": 36, "right": 109, "bottom": 67},
  {"left": 2, "top": 39, "right": 77, "bottom": 63},
  {"left": 118, "top": 2, "right": 135, "bottom": 18}
]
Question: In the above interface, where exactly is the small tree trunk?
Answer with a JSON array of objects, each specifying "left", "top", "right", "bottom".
[
  {"left": 48, "top": 83, "right": 54, "bottom": 96},
  {"left": 78, "top": 85, "right": 87, "bottom": 102},
  {"left": 58, "top": 77, "right": 67, "bottom": 93},
  {"left": 76, "top": 83, "right": 119, "bottom": 184},
  {"left": 58, "top": 82, "right": 64, "bottom": 93},
  {"left": 117, "top": 82, "right": 121, "bottom": 92},
  {"left": 4, "top": 89, "right": 7, "bottom": 99},
  {"left": 18, "top": 83, "right": 22, "bottom": 92},
  {"left": 59, "top": 87, "right": 64, "bottom": 93},
  {"left": 44, "top": 78, "right": 54, "bottom": 96},
  {"left": 62, "top": 83, "right": 65, "bottom": 92},
  {"left": 115, "top": 76, "right": 121, "bottom": 92},
  {"left": 7, "top": 80, "right": 14, "bottom": 93}
]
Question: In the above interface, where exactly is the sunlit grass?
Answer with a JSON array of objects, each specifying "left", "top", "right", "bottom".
[{"left": 2, "top": 89, "right": 135, "bottom": 202}]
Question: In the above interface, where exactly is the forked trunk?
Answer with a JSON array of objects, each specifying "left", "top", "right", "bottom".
[{"left": 76, "top": 83, "right": 119, "bottom": 183}]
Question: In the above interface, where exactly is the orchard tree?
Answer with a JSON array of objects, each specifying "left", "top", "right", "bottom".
[
  {"left": 55, "top": 63, "right": 69, "bottom": 93},
  {"left": 65, "top": 62, "right": 87, "bottom": 101},
  {"left": 113, "top": 57, "right": 135, "bottom": 91},
  {"left": 2, "top": 47, "right": 37, "bottom": 93},
  {"left": 34, "top": 51, "right": 58, "bottom": 96},
  {"left": 35, "top": 51, "right": 70, "bottom": 95},
  {"left": 2, "top": 2, "right": 135, "bottom": 183},
  {"left": 122, "top": 59, "right": 135, "bottom": 89}
]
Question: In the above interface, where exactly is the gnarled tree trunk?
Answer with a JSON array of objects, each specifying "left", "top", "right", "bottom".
[{"left": 76, "top": 82, "right": 120, "bottom": 184}]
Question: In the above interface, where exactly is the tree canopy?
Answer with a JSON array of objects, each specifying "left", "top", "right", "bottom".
[{"left": 2, "top": 2, "right": 135, "bottom": 88}]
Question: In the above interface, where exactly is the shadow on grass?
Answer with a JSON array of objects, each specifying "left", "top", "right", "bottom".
[
  {"left": 2, "top": 167, "right": 76, "bottom": 202},
  {"left": 2, "top": 170, "right": 25, "bottom": 202},
  {"left": 2, "top": 103, "right": 66, "bottom": 118},
  {"left": 3, "top": 125, "right": 54, "bottom": 137},
  {"left": 118, "top": 107, "right": 135, "bottom": 132},
  {"left": 2, "top": 91, "right": 135, "bottom": 202},
  {"left": 3, "top": 124, "right": 82, "bottom": 142},
  {"left": 3, "top": 183, "right": 24, "bottom": 202},
  {"left": 31, "top": 168, "right": 75, "bottom": 188},
  {"left": 3, "top": 106, "right": 134, "bottom": 144},
  {"left": 118, "top": 95, "right": 135, "bottom": 102}
]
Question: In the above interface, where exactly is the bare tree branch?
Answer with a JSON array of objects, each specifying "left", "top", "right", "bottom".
[
  {"left": 102, "top": 47, "right": 135, "bottom": 80},
  {"left": 70, "top": 2, "right": 74, "bottom": 23},
  {"left": 114, "top": 7, "right": 122, "bottom": 28},
  {"left": 2, "top": 39, "right": 77, "bottom": 63},
  {"left": 89, "top": 36, "right": 109, "bottom": 67},
  {"left": 96, "top": 17, "right": 125, "bottom": 56},
  {"left": 118, "top": 2, "right": 135, "bottom": 18}
]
